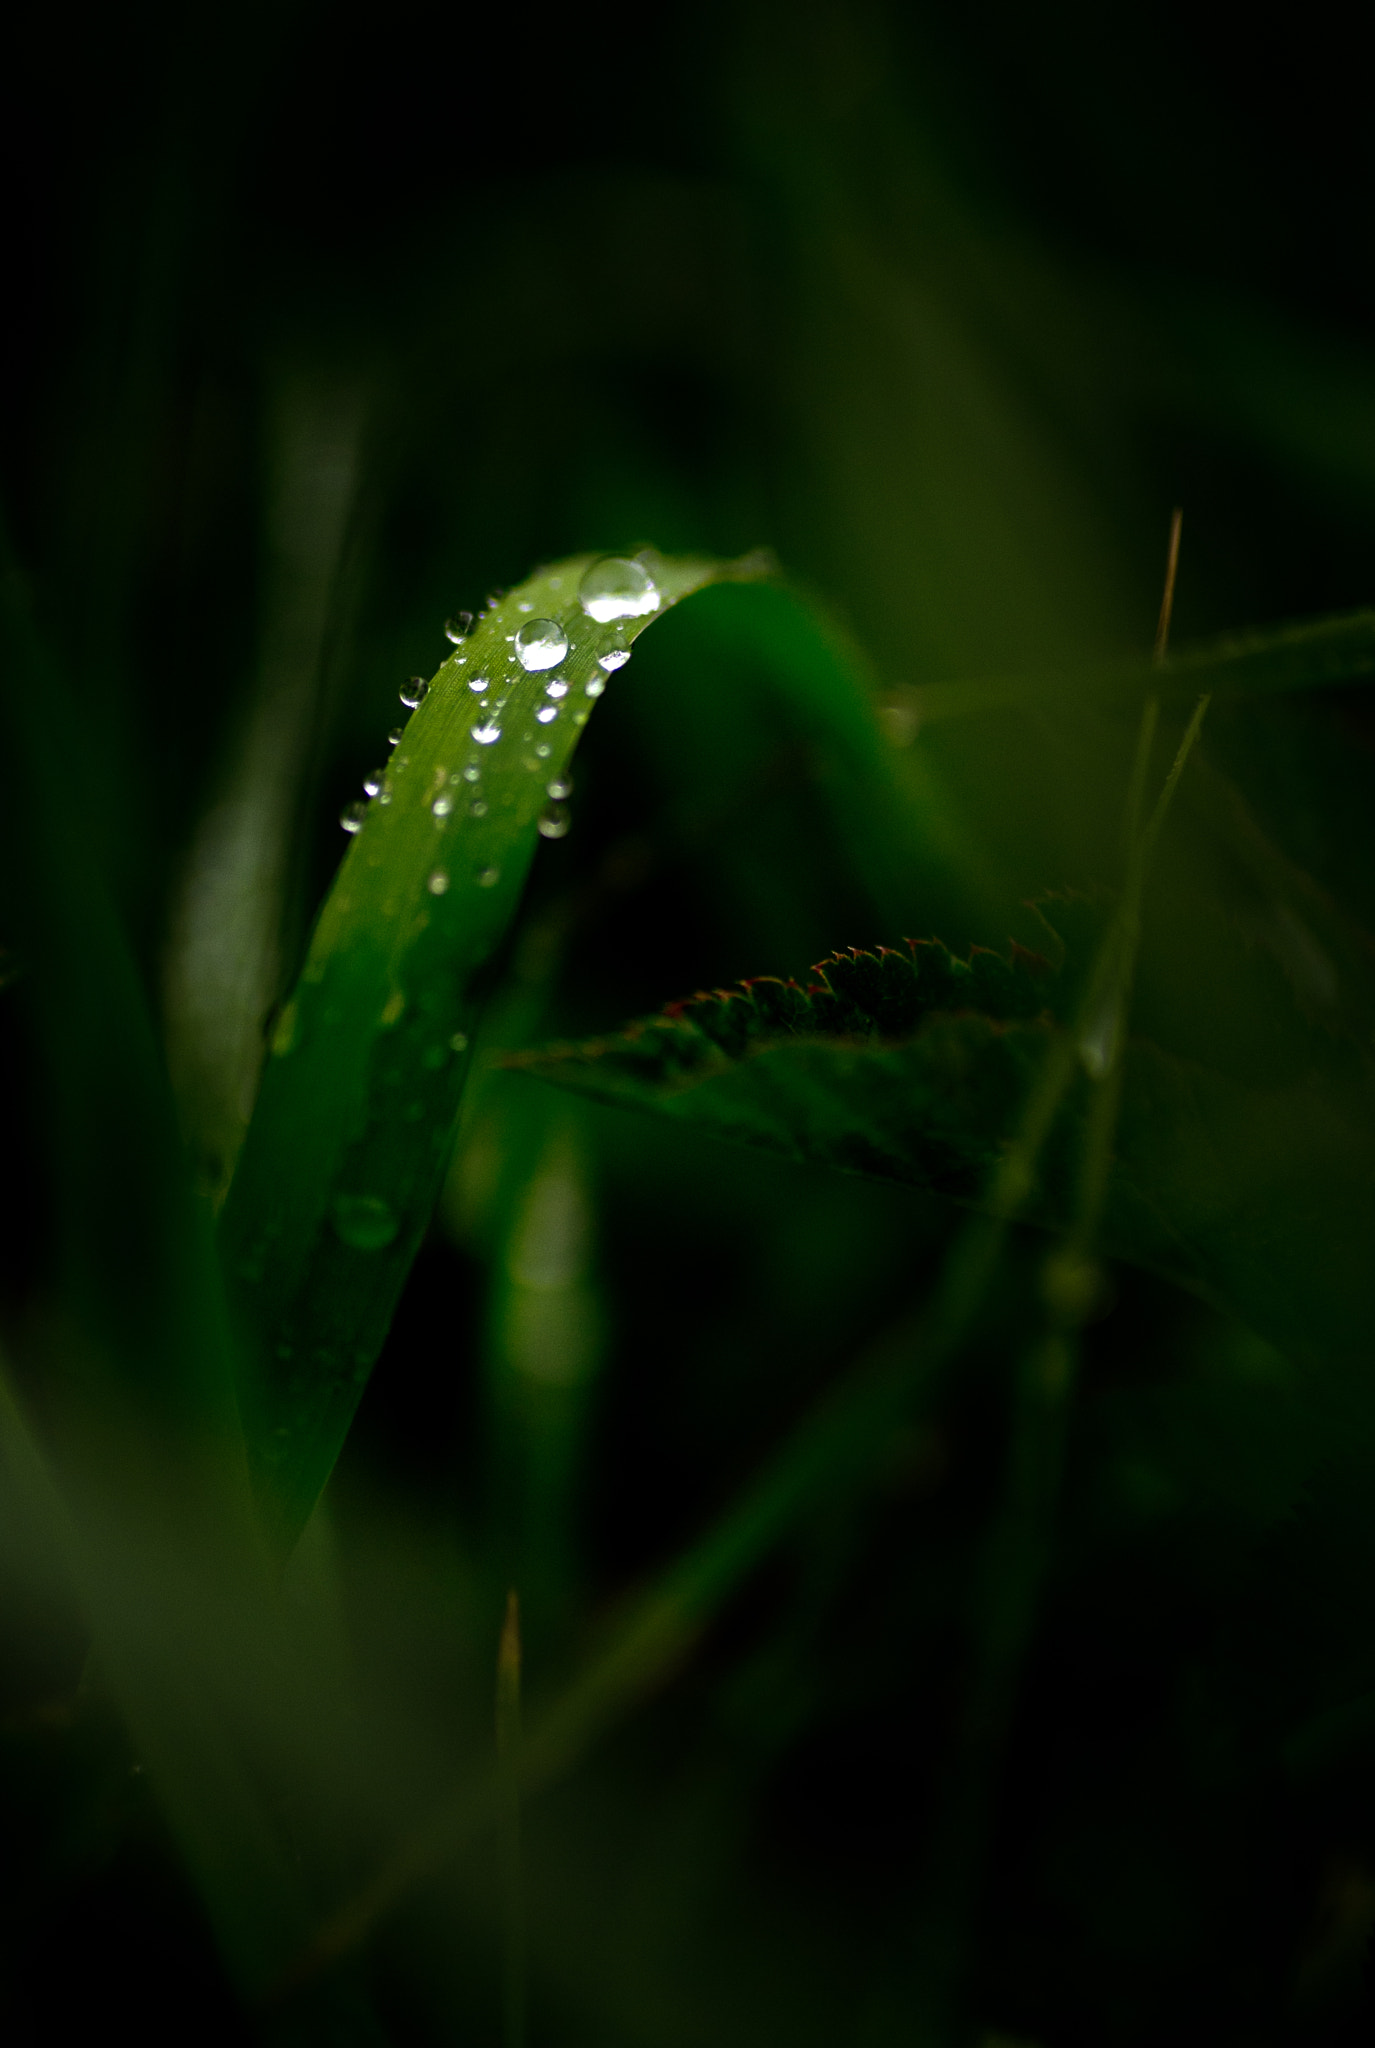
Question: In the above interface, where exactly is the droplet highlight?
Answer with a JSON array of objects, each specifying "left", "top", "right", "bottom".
[
  {"left": 579, "top": 555, "right": 660, "bottom": 623},
  {"left": 514, "top": 618, "right": 569, "bottom": 671},
  {"left": 340, "top": 800, "right": 368, "bottom": 833},
  {"left": 598, "top": 647, "right": 630, "bottom": 673},
  {"left": 400, "top": 676, "right": 429, "bottom": 709},
  {"left": 538, "top": 801, "right": 571, "bottom": 839},
  {"left": 427, "top": 869, "right": 450, "bottom": 895},
  {"left": 472, "top": 721, "right": 502, "bottom": 745}
]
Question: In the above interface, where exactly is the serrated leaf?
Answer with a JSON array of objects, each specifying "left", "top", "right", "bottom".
[
  {"left": 218, "top": 546, "right": 771, "bottom": 1552},
  {"left": 508, "top": 930, "right": 1375, "bottom": 1370}
]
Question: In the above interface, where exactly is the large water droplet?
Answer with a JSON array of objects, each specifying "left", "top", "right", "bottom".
[
  {"left": 538, "top": 801, "right": 571, "bottom": 839},
  {"left": 444, "top": 611, "right": 473, "bottom": 643},
  {"left": 547, "top": 774, "right": 572, "bottom": 799},
  {"left": 340, "top": 800, "right": 368, "bottom": 833},
  {"left": 598, "top": 647, "right": 631, "bottom": 673},
  {"left": 427, "top": 869, "right": 450, "bottom": 895},
  {"left": 432, "top": 794, "right": 453, "bottom": 818},
  {"left": 332, "top": 1193, "right": 399, "bottom": 1251},
  {"left": 535, "top": 704, "right": 559, "bottom": 725},
  {"left": 472, "top": 721, "right": 502, "bottom": 745},
  {"left": 477, "top": 865, "right": 501, "bottom": 888},
  {"left": 514, "top": 618, "right": 569, "bottom": 671},
  {"left": 579, "top": 555, "right": 660, "bottom": 622},
  {"left": 400, "top": 676, "right": 429, "bottom": 708},
  {"left": 363, "top": 766, "right": 388, "bottom": 797}
]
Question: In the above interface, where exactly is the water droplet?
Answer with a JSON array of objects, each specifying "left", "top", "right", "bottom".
[
  {"left": 544, "top": 676, "right": 569, "bottom": 699},
  {"left": 579, "top": 555, "right": 660, "bottom": 622},
  {"left": 340, "top": 800, "right": 368, "bottom": 833},
  {"left": 388, "top": 726, "right": 405, "bottom": 748},
  {"left": 332, "top": 1193, "right": 400, "bottom": 1252},
  {"left": 518, "top": 600, "right": 533, "bottom": 613},
  {"left": 477, "top": 865, "right": 501, "bottom": 888},
  {"left": 468, "top": 674, "right": 489, "bottom": 694},
  {"left": 469, "top": 797, "right": 488, "bottom": 817},
  {"left": 450, "top": 1031, "right": 470, "bottom": 1053},
  {"left": 585, "top": 676, "right": 606, "bottom": 699},
  {"left": 535, "top": 704, "right": 559, "bottom": 725},
  {"left": 598, "top": 647, "right": 630, "bottom": 672},
  {"left": 400, "top": 676, "right": 429, "bottom": 708},
  {"left": 444, "top": 611, "right": 474, "bottom": 642},
  {"left": 432, "top": 794, "right": 453, "bottom": 818},
  {"left": 427, "top": 869, "right": 450, "bottom": 895},
  {"left": 363, "top": 766, "right": 388, "bottom": 797},
  {"left": 546, "top": 775, "right": 572, "bottom": 799},
  {"left": 538, "top": 801, "right": 571, "bottom": 839},
  {"left": 462, "top": 762, "right": 481, "bottom": 781},
  {"left": 514, "top": 618, "right": 569, "bottom": 671},
  {"left": 472, "top": 721, "right": 502, "bottom": 745}
]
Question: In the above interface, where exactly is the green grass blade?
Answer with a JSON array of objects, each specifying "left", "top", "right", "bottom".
[{"left": 218, "top": 546, "right": 770, "bottom": 1553}]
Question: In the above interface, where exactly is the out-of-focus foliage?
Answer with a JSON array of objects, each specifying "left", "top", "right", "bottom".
[{"left": 7, "top": 0, "right": 1375, "bottom": 2043}]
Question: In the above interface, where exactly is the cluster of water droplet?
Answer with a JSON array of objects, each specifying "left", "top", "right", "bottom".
[{"left": 341, "top": 555, "right": 660, "bottom": 865}]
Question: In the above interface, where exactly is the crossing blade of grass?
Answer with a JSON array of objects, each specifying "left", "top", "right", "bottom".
[{"left": 217, "top": 547, "right": 771, "bottom": 1555}]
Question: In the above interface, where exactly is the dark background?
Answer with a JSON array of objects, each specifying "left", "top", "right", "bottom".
[{"left": 5, "top": 3, "right": 1375, "bottom": 2043}]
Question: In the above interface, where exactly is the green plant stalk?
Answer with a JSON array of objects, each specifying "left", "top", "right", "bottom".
[
  {"left": 911, "top": 687, "right": 1212, "bottom": 2041},
  {"left": 496, "top": 1590, "right": 526, "bottom": 2048},
  {"left": 217, "top": 548, "right": 769, "bottom": 1555}
]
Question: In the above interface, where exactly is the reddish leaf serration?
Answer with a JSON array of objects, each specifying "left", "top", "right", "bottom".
[{"left": 520, "top": 937, "right": 1054, "bottom": 1087}]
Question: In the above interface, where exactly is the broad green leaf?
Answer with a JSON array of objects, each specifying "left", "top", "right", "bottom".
[
  {"left": 507, "top": 932, "right": 1375, "bottom": 1369},
  {"left": 218, "top": 546, "right": 770, "bottom": 1552}
]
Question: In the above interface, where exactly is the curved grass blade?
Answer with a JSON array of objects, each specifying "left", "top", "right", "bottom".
[{"left": 218, "top": 547, "right": 770, "bottom": 1553}]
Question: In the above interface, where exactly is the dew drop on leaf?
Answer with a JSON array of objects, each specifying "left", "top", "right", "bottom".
[
  {"left": 534, "top": 741, "right": 551, "bottom": 758},
  {"left": 400, "top": 676, "right": 429, "bottom": 708},
  {"left": 535, "top": 704, "right": 559, "bottom": 724},
  {"left": 331, "top": 1194, "right": 400, "bottom": 1251},
  {"left": 468, "top": 674, "right": 489, "bottom": 694},
  {"left": 545, "top": 677, "right": 569, "bottom": 699},
  {"left": 340, "top": 800, "right": 368, "bottom": 833},
  {"left": 514, "top": 618, "right": 569, "bottom": 671},
  {"left": 462, "top": 762, "right": 481, "bottom": 781},
  {"left": 388, "top": 726, "right": 405, "bottom": 748},
  {"left": 477, "top": 865, "right": 501, "bottom": 888},
  {"left": 450, "top": 1031, "right": 469, "bottom": 1053},
  {"left": 585, "top": 676, "right": 606, "bottom": 698},
  {"left": 598, "top": 648, "right": 631, "bottom": 672},
  {"left": 432, "top": 794, "right": 453, "bottom": 818},
  {"left": 363, "top": 767, "right": 387, "bottom": 797},
  {"left": 427, "top": 869, "right": 450, "bottom": 895},
  {"left": 538, "top": 801, "right": 571, "bottom": 839},
  {"left": 578, "top": 555, "right": 660, "bottom": 622},
  {"left": 444, "top": 612, "right": 473, "bottom": 642},
  {"left": 469, "top": 797, "right": 488, "bottom": 817},
  {"left": 546, "top": 775, "right": 572, "bottom": 799},
  {"left": 472, "top": 721, "right": 502, "bottom": 745}
]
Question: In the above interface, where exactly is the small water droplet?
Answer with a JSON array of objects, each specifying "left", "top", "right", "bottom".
[
  {"left": 340, "top": 800, "right": 368, "bottom": 833},
  {"left": 535, "top": 704, "right": 559, "bottom": 724},
  {"left": 598, "top": 647, "right": 630, "bottom": 672},
  {"left": 469, "top": 797, "right": 488, "bottom": 817},
  {"left": 472, "top": 721, "right": 502, "bottom": 745},
  {"left": 427, "top": 869, "right": 450, "bottom": 895},
  {"left": 432, "top": 794, "right": 453, "bottom": 818},
  {"left": 400, "top": 676, "right": 429, "bottom": 708},
  {"left": 477, "top": 865, "right": 501, "bottom": 888},
  {"left": 534, "top": 741, "right": 551, "bottom": 759},
  {"left": 388, "top": 726, "right": 405, "bottom": 748},
  {"left": 450, "top": 1031, "right": 470, "bottom": 1053},
  {"left": 463, "top": 762, "right": 481, "bottom": 781},
  {"left": 363, "top": 766, "right": 388, "bottom": 797},
  {"left": 544, "top": 676, "right": 569, "bottom": 699},
  {"left": 546, "top": 775, "right": 572, "bottom": 799},
  {"left": 579, "top": 555, "right": 660, "bottom": 622},
  {"left": 468, "top": 674, "right": 489, "bottom": 694},
  {"left": 332, "top": 1193, "right": 400, "bottom": 1252},
  {"left": 538, "top": 800, "right": 571, "bottom": 839},
  {"left": 514, "top": 618, "right": 569, "bottom": 671},
  {"left": 518, "top": 600, "right": 534, "bottom": 613},
  {"left": 585, "top": 676, "right": 606, "bottom": 698},
  {"left": 444, "top": 611, "right": 474, "bottom": 642}
]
